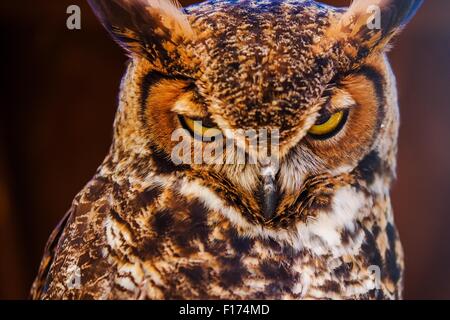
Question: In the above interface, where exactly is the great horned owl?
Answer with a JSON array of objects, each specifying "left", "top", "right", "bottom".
[{"left": 31, "top": 0, "right": 423, "bottom": 300}]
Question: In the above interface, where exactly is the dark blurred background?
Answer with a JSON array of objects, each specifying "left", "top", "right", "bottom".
[{"left": 0, "top": 0, "right": 449, "bottom": 300}]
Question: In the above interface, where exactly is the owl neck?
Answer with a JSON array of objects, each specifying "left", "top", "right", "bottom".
[{"left": 177, "top": 173, "right": 392, "bottom": 255}]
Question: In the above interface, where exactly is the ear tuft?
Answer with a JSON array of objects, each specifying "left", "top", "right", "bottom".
[
  {"left": 88, "top": 0, "right": 194, "bottom": 59},
  {"left": 145, "top": 0, "right": 194, "bottom": 38},
  {"left": 339, "top": 0, "right": 423, "bottom": 53}
]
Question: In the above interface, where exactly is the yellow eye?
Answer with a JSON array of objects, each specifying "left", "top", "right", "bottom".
[
  {"left": 308, "top": 110, "right": 348, "bottom": 138},
  {"left": 179, "top": 115, "right": 222, "bottom": 140}
]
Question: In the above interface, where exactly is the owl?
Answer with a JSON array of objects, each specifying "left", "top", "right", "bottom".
[{"left": 31, "top": 0, "right": 423, "bottom": 300}]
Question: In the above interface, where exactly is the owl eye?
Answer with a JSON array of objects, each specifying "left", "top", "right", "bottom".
[
  {"left": 308, "top": 110, "right": 348, "bottom": 139},
  {"left": 179, "top": 115, "right": 222, "bottom": 140}
]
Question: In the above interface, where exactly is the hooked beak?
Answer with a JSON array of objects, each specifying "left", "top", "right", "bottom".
[{"left": 258, "top": 165, "right": 280, "bottom": 220}]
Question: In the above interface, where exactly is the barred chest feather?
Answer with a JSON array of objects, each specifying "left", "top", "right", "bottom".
[{"left": 35, "top": 163, "right": 403, "bottom": 300}]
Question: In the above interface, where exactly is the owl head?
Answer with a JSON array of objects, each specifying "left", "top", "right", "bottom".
[{"left": 88, "top": 0, "right": 422, "bottom": 233}]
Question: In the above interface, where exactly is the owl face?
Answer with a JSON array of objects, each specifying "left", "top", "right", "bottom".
[{"left": 89, "top": 0, "right": 422, "bottom": 228}]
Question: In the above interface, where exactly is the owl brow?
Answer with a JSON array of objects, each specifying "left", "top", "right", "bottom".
[
  {"left": 326, "top": 91, "right": 357, "bottom": 114},
  {"left": 324, "top": 65, "right": 385, "bottom": 113},
  {"left": 140, "top": 70, "right": 195, "bottom": 120},
  {"left": 317, "top": 92, "right": 341, "bottom": 114}
]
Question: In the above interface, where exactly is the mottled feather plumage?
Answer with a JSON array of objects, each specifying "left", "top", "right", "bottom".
[{"left": 31, "top": 0, "right": 422, "bottom": 300}]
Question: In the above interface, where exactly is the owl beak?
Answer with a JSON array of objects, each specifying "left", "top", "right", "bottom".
[{"left": 258, "top": 165, "right": 279, "bottom": 221}]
